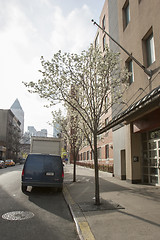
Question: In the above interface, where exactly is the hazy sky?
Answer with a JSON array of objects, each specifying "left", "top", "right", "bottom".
[{"left": 0, "top": 0, "right": 105, "bottom": 136}]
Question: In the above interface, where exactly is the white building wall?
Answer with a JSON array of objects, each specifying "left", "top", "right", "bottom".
[{"left": 113, "top": 125, "right": 126, "bottom": 178}]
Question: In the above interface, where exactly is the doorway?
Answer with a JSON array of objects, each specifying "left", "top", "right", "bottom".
[
  {"left": 142, "top": 131, "right": 160, "bottom": 185},
  {"left": 121, "top": 149, "right": 126, "bottom": 180}
]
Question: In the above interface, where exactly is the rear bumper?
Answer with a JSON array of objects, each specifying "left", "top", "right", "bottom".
[{"left": 22, "top": 180, "right": 63, "bottom": 188}]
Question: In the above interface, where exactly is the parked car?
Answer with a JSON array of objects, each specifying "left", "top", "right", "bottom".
[
  {"left": 18, "top": 158, "right": 26, "bottom": 165},
  {"left": 21, "top": 154, "right": 64, "bottom": 193},
  {"left": 5, "top": 159, "right": 16, "bottom": 167},
  {"left": 0, "top": 160, "right": 7, "bottom": 169}
]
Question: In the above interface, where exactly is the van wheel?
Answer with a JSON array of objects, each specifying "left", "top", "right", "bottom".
[{"left": 21, "top": 185, "right": 27, "bottom": 193}]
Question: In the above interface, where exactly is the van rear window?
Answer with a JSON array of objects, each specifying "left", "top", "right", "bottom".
[
  {"left": 25, "top": 154, "right": 62, "bottom": 170},
  {"left": 25, "top": 155, "right": 44, "bottom": 172}
]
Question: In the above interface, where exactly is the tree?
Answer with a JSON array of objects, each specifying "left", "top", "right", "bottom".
[
  {"left": 24, "top": 44, "right": 129, "bottom": 205},
  {"left": 52, "top": 108, "right": 83, "bottom": 182}
]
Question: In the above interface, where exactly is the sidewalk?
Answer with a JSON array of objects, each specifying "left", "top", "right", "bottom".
[{"left": 63, "top": 164, "right": 160, "bottom": 240}]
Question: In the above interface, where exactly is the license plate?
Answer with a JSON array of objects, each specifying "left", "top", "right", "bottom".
[{"left": 46, "top": 172, "right": 54, "bottom": 176}]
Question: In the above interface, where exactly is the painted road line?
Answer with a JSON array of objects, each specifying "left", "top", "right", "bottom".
[
  {"left": 79, "top": 222, "right": 95, "bottom": 240},
  {"left": 63, "top": 184, "right": 95, "bottom": 240}
]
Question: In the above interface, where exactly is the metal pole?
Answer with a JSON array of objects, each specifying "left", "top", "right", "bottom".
[{"left": 91, "top": 19, "right": 152, "bottom": 78}]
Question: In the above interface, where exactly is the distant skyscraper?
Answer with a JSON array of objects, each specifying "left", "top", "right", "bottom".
[
  {"left": 40, "top": 129, "right": 47, "bottom": 137},
  {"left": 28, "top": 126, "right": 37, "bottom": 136},
  {"left": 10, "top": 99, "right": 24, "bottom": 134},
  {"left": 53, "top": 123, "right": 60, "bottom": 138},
  {"left": 28, "top": 126, "right": 47, "bottom": 137}
]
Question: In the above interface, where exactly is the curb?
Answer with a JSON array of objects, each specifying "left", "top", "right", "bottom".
[{"left": 63, "top": 185, "right": 95, "bottom": 240}]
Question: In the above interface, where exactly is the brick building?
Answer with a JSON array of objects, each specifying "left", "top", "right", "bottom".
[{"left": 78, "top": 0, "right": 114, "bottom": 168}]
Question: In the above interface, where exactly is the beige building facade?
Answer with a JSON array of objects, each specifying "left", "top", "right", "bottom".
[
  {"left": 117, "top": 0, "right": 160, "bottom": 184},
  {"left": 98, "top": 0, "right": 160, "bottom": 185}
]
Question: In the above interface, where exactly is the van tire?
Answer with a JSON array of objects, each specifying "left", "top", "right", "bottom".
[{"left": 21, "top": 185, "right": 27, "bottom": 193}]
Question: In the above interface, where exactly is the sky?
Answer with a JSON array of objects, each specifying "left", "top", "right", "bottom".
[{"left": 0, "top": 0, "right": 105, "bottom": 137}]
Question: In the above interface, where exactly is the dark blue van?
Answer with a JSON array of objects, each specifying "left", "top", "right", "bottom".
[{"left": 21, "top": 154, "right": 64, "bottom": 193}]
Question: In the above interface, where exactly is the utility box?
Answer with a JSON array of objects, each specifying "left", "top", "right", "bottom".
[{"left": 30, "top": 137, "right": 61, "bottom": 155}]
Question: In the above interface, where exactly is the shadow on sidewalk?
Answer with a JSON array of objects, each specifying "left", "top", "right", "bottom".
[
  {"left": 64, "top": 166, "right": 160, "bottom": 233},
  {"left": 65, "top": 177, "right": 160, "bottom": 230},
  {"left": 64, "top": 171, "right": 160, "bottom": 204},
  {"left": 118, "top": 209, "right": 160, "bottom": 228}
]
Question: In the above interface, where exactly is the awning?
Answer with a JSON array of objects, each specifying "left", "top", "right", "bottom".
[{"left": 97, "top": 85, "right": 160, "bottom": 135}]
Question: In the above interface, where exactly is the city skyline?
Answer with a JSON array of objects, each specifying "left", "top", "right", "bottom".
[
  {"left": 0, "top": 0, "right": 105, "bottom": 136},
  {"left": 9, "top": 98, "right": 49, "bottom": 137}
]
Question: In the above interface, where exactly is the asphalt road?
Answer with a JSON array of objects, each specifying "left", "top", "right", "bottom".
[{"left": 0, "top": 165, "right": 78, "bottom": 240}]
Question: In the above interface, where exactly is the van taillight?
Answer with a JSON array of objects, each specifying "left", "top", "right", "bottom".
[
  {"left": 22, "top": 169, "right": 24, "bottom": 176},
  {"left": 62, "top": 171, "right": 64, "bottom": 178}
]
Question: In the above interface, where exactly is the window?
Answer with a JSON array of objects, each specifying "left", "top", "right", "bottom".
[
  {"left": 105, "top": 145, "right": 109, "bottom": 159},
  {"left": 104, "top": 118, "right": 109, "bottom": 137},
  {"left": 143, "top": 29, "right": 156, "bottom": 67},
  {"left": 105, "top": 96, "right": 108, "bottom": 112},
  {"left": 87, "top": 151, "right": 89, "bottom": 160},
  {"left": 103, "top": 35, "right": 106, "bottom": 51},
  {"left": 95, "top": 33, "right": 99, "bottom": 48},
  {"left": 146, "top": 33, "right": 155, "bottom": 67},
  {"left": 97, "top": 147, "right": 101, "bottom": 159},
  {"left": 123, "top": 0, "right": 130, "bottom": 29},
  {"left": 91, "top": 150, "right": 94, "bottom": 160},
  {"left": 105, "top": 118, "right": 108, "bottom": 126},
  {"left": 102, "top": 15, "right": 105, "bottom": 30},
  {"left": 126, "top": 58, "right": 134, "bottom": 84}
]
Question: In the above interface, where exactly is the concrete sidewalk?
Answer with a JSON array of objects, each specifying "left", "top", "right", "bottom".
[{"left": 63, "top": 164, "right": 160, "bottom": 240}]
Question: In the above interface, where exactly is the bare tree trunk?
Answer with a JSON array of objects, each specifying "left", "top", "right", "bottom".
[
  {"left": 73, "top": 146, "right": 76, "bottom": 182},
  {"left": 94, "top": 133, "right": 100, "bottom": 205}
]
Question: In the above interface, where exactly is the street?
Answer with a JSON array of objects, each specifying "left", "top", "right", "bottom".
[{"left": 0, "top": 165, "right": 78, "bottom": 240}]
